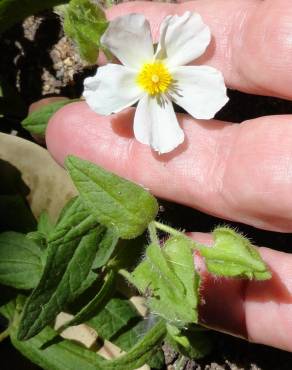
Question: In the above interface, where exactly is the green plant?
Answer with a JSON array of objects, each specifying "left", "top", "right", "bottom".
[{"left": 0, "top": 155, "right": 271, "bottom": 369}]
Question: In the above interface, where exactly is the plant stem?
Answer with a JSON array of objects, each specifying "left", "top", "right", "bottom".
[
  {"left": 118, "top": 268, "right": 132, "bottom": 282},
  {"left": 154, "top": 221, "right": 185, "bottom": 238},
  {"left": 154, "top": 222, "right": 207, "bottom": 252},
  {"left": 0, "top": 327, "right": 10, "bottom": 342},
  {"left": 148, "top": 222, "right": 159, "bottom": 245}
]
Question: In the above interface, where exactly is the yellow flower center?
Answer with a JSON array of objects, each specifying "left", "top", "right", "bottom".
[{"left": 136, "top": 61, "right": 172, "bottom": 96}]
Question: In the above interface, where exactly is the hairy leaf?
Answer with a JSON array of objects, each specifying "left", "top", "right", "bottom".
[
  {"left": 88, "top": 296, "right": 140, "bottom": 340},
  {"left": 18, "top": 197, "right": 103, "bottom": 340},
  {"left": 58, "top": 270, "right": 116, "bottom": 333},
  {"left": 0, "top": 232, "right": 43, "bottom": 289},
  {"left": 11, "top": 317, "right": 166, "bottom": 370},
  {"left": 21, "top": 99, "right": 79, "bottom": 135},
  {"left": 66, "top": 156, "right": 159, "bottom": 239},
  {"left": 198, "top": 227, "right": 271, "bottom": 280},
  {"left": 92, "top": 228, "right": 119, "bottom": 269},
  {"left": 130, "top": 237, "right": 199, "bottom": 326},
  {"left": 27, "top": 212, "right": 55, "bottom": 249},
  {"left": 64, "top": 0, "right": 108, "bottom": 64},
  {"left": 7, "top": 294, "right": 165, "bottom": 369},
  {"left": 166, "top": 324, "right": 212, "bottom": 360},
  {"left": 163, "top": 236, "right": 200, "bottom": 319},
  {"left": 114, "top": 316, "right": 165, "bottom": 369}
]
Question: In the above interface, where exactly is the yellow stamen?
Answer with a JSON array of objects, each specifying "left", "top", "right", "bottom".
[{"left": 136, "top": 61, "right": 172, "bottom": 96}]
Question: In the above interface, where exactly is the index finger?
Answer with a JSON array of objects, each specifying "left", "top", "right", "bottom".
[{"left": 103, "top": 0, "right": 292, "bottom": 99}]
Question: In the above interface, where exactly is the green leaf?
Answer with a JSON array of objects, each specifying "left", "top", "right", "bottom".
[
  {"left": 37, "top": 212, "right": 54, "bottom": 237},
  {"left": 92, "top": 228, "right": 119, "bottom": 269},
  {"left": 163, "top": 236, "right": 200, "bottom": 318},
  {"left": 0, "top": 0, "right": 69, "bottom": 35},
  {"left": 58, "top": 270, "right": 116, "bottom": 333},
  {"left": 21, "top": 99, "right": 79, "bottom": 135},
  {"left": 64, "top": 0, "right": 108, "bottom": 64},
  {"left": 27, "top": 212, "right": 55, "bottom": 249},
  {"left": 88, "top": 296, "right": 140, "bottom": 340},
  {"left": 166, "top": 324, "right": 212, "bottom": 360},
  {"left": 129, "top": 236, "right": 199, "bottom": 326},
  {"left": 18, "top": 197, "right": 103, "bottom": 340},
  {"left": 198, "top": 227, "right": 272, "bottom": 280},
  {"left": 104, "top": 319, "right": 166, "bottom": 370},
  {"left": 65, "top": 155, "right": 159, "bottom": 239},
  {"left": 114, "top": 316, "right": 165, "bottom": 369},
  {"left": 11, "top": 316, "right": 166, "bottom": 370},
  {"left": 9, "top": 294, "right": 166, "bottom": 370},
  {"left": 0, "top": 232, "right": 43, "bottom": 289}
]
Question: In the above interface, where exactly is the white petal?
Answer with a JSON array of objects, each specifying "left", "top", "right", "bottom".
[
  {"left": 134, "top": 95, "right": 184, "bottom": 154},
  {"left": 83, "top": 64, "right": 142, "bottom": 115},
  {"left": 155, "top": 12, "right": 211, "bottom": 68},
  {"left": 101, "top": 14, "right": 154, "bottom": 69},
  {"left": 171, "top": 66, "right": 228, "bottom": 119}
]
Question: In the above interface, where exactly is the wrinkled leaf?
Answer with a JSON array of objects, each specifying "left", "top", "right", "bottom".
[
  {"left": 92, "top": 227, "right": 119, "bottom": 269},
  {"left": 27, "top": 212, "right": 55, "bottom": 249},
  {"left": 129, "top": 237, "right": 198, "bottom": 326},
  {"left": 64, "top": 0, "right": 108, "bottom": 64},
  {"left": 18, "top": 197, "right": 103, "bottom": 340},
  {"left": 166, "top": 324, "right": 212, "bottom": 360},
  {"left": 66, "top": 156, "right": 159, "bottom": 239},
  {"left": 163, "top": 236, "right": 200, "bottom": 318},
  {"left": 0, "top": 232, "right": 43, "bottom": 289},
  {"left": 88, "top": 296, "right": 140, "bottom": 340},
  {"left": 114, "top": 316, "right": 165, "bottom": 369},
  {"left": 198, "top": 227, "right": 271, "bottom": 280},
  {"left": 101, "top": 319, "right": 166, "bottom": 369},
  {"left": 9, "top": 296, "right": 165, "bottom": 370},
  {"left": 21, "top": 99, "right": 79, "bottom": 135},
  {"left": 58, "top": 270, "right": 116, "bottom": 333}
]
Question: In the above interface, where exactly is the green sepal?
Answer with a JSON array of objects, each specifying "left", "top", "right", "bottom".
[{"left": 198, "top": 227, "right": 271, "bottom": 280}]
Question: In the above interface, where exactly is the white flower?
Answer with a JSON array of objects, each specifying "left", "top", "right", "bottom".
[{"left": 83, "top": 12, "right": 228, "bottom": 154}]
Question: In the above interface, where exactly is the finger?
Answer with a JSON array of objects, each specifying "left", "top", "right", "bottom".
[
  {"left": 191, "top": 232, "right": 292, "bottom": 352},
  {"left": 100, "top": 0, "right": 292, "bottom": 99},
  {"left": 47, "top": 102, "right": 292, "bottom": 232}
]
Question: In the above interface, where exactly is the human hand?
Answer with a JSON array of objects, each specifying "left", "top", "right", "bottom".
[{"left": 46, "top": 0, "right": 292, "bottom": 352}]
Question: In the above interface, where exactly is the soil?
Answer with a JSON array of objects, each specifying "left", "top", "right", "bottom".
[{"left": 1, "top": 5, "right": 292, "bottom": 370}]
